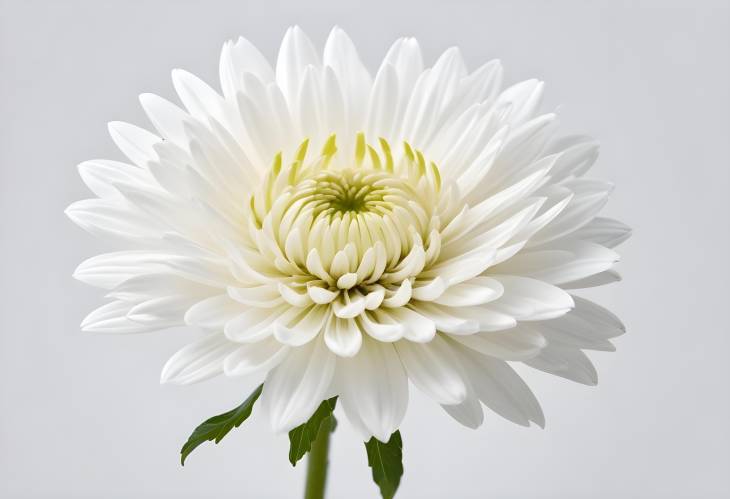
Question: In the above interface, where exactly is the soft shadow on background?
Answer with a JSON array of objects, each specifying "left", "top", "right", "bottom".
[{"left": 1, "top": 0, "right": 728, "bottom": 497}]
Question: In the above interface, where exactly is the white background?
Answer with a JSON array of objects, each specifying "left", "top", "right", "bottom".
[{"left": 1, "top": 1, "right": 728, "bottom": 497}]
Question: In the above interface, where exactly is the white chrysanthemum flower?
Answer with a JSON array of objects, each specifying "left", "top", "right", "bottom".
[{"left": 68, "top": 26, "right": 630, "bottom": 442}]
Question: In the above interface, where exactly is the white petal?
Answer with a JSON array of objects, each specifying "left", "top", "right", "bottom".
[
  {"left": 228, "top": 284, "right": 285, "bottom": 308},
  {"left": 73, "top": 251, "right": 166, "bottom": 289},
  {"left": 385, "top": 307, "right": 436, "bottom": 342},
  {"left": 160, "top": 333, "right": 238, "bottom": 385},
  {"left": 525, "top": 344, "right": 598, "bottom": 385},
  {"left": 434, "top": 277, "right": 504, "bottom": 307},
  {"left": 421, "top": 249, "right": 497, "bottom": 286},
  {"left": 545, "top": 296, "right": 625, "bottom": 342},
  {"left": 382, "top": 279, "right": 412, "bottom": 307},
  {"left": 441, "top": 394, "right": 484, "bottom": 429},
  {"left": 453, "top": 342, "right": 544, "bottom": 427},
  {"left": 545, "top": 135, "right": 600, "bottom": 181},
  {"left": 529, "top": 191, "right": 611, "bottom": 247},
  {"left": 366, "top": 62, "right": 398, "bottom": 139},
  {"left": 172, "top": 69, "right": 226, "bottom": 124},
  {"left": 448, "top": 325, "right": 546, "bottom": 360},
  {"left": 261, "top": 337, "right": 335, "bottom": 432},
  {"left": 185, "top": 294, "right": 243, "bottom": 330},
  {"left": 278, "top": 282, "right": 314, "bottom": 307},
  {"left": 339, "top": 339, "right": 408, "bottom": 442},
  {"left": 492, "top": 241, "right": 619, "bottom": 285},
  {"left": 332, "top": 292, "right": 366, "bottom": 319},
  {"left": 396, "top": 335, "right": 467, "bottom": 405},
  {"left": 224, "top": 306, "right": 287, "bottom": 342},
  {"left": 363, "top": 286, "right": 386, "bottom": 310},
  {"left": 560, "top": 269, "right": 621, "bottom": 289},
  {"left": 442, "top": 304, "right": 517, "bottom": 332},
  {"left": 273, "top": 305, "right": 330, "bottom": 346},
  {"left": 109, "top": 273, "right": 214, "bottom": 301},
  {"left": 495, "top": 79, "right": 545, "bottom": 126},
  {"left": 571, "top": 217, "right": 632, "bottom": 248},
  {"left": 81, "top": 300, "right": 160, "bottom": 333},
  {"left": 223, "top": 337, "right": 290, "bottom": 376},
  {"left": 65, "top": 198, "right": 161, "bottom": 242},
  {"left": 219, "top": 36, "right": 274, "bottom": 99},
  {"left": 409, "top": 302, "right": 479, "bottom": 335},
  {"left": 78, "top": 160, "right": 152, "bottom": 199},
  {"left": 139, "top": 93, "right": 190, "bottom": 147},
  {"left": 324, "top": 316, "right": 363, "bottom": 357},
  {"left": 276, "top": 26, "right": 321, "bottom": 108},
  {"left": 323, "top": 27, "right": 372, "bottom": 131},
  {"left": 107, "top": 121, "right": 160, "bottom": 168},
  {"left": 307, "top": 284, "right": 339, "bottom": 304},
  {"left": 126, "top": 296, "right": 196, "bottom": 326},
  {"left": 411, "top": 277, "right": 447, "bottom": 301},
  {"left": 358, "top": 311, "right": 405, "bottom": 342},
  {"left": 488, "top": 275, "right": 574, "bottom": 321}
]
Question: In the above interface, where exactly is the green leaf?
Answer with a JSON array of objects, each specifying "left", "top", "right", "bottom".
[
  {"left": 180, "top": 384, "right": 263, "bottom": 466},
  {"left": 288, "top": 397, "right": 337, "bottom": 466},
  {"left": 365, "top": 431, "right": 404, "bottom": 499}
]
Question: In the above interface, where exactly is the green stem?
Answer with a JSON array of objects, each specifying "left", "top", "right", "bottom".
[{"left": 303, "top": 417, "right": 334, "bottom": 499}]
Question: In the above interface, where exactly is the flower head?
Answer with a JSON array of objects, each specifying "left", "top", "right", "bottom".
[{"left": 68, "top": 26, "right": 630, "bottom": 442}]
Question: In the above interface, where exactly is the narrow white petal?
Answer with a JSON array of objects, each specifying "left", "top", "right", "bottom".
[
  {"left": 525, "top": 344, "right": 598, "bottom": 385},
  {"left": 488, "top": 275, "right": 574, "bottom": 321},
  {"left": 382, "top": 279, "right": 412, "bottom": 307},
  {"left": 81, "top": 300, "right": 160, "bottom": 334},
  {"left": 339, "top": 339, "right": 408, "bottom": 442},
  {"left": 185, "top": 294, "right": 243, "bottom": 330},
  {"left": 107, "top": 121, "right": 160, "bottom": 168},
  {"left": 443, "top": 304, "right": 517, "bottom": 332},
  {"left": 396, "top": 335, "right": 467, "bottom": 405},
  {"left": 448, "top": 325, "right": 546, "bottom": 360},
  {"left": 110, "top": 273, "right": 215, "bottom": 301},
  {"left": 78, "top": 160, "right": 152, "bottom": 199},
  {"left": 73, "top": 251, "right": 167, "bottom": 289},
  {"left": 332, "top": 292, "right": 366, "bottom": 319},
  {"left": 65, "top": 198, "right": 162, "bottom": 242},
  {"left": 126, "top": 296, "right": 197, "bottom": 325},
  {"left": 358, "top": 311, "right": 405, "bottom": 342},
  {"left": 434, "top": 277, "right": 504, "bottom": 307},
  {"left": 223, "top": 337, "right": 290, "bottom": 377},
  {"left": 529, "top": 191, "right": 611, "bottom": 247},
  {"left": 276, "top": 26, "right": 321, "bottom": 108},
  {"left": 228, "top": 284, "right": 285, "bottom": 308},
  {"left": 273, "top": 306, "right": 330, "bottom": 346},
  {"left": 492, "top": 241, "right": 619, "bottom": 285},
  {"left": 172, "top": 68, "right": 226, "bottom": 125},
  {"left": 409, "top": 302, "right": 479, "bottom": 335},
  {"left": 552, "top": 296, "right": 625, "bottom": 340},
  {"left": 571, "top": 217, "right": 632, "bottom": 248},
  {"left": 385, "top": 307, "right": 436, "bottom": 342},
  {"left": 220, "top": 36, "right": 274, "bottom": 99},
  {"left": 441, "top": 393, "right": 484, "bottom": 429},
  {"left": 324, "top": 316, "right": 363, "bottom": 357},
  {"left": 560, "top": 269, "right": 621, "bottom": 289},
  {"left": 453, "top": 342, "right": 544, "bottom": 427},
  {"left": 139, "top": 93, "right": 190, "bottom": 147},
  {"left": 224, "top": 306, "right": 287, "bottom": 342},
  {"left": 160, "top": 333, "right": 238, "bottom": 385},
  {"left": 262, "top": 337, "right": 335, "bottom": 433}
]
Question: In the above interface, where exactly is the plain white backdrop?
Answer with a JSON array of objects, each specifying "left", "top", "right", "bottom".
[{"left": 1, "top": 0, "right": 728, "bottom": 497}]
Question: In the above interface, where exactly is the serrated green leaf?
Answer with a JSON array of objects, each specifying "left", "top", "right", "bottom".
[
  {"left": 180, "top": 384, "right": 263, "bottom": 466},
  {"left": 288, "top": 397, "right": 337, "bottom": 466},
  {"left": 365, "top": 431, "right": 403, "bottom": 499}
]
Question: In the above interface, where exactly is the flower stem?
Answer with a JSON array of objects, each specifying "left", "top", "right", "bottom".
[{"left": 303, "top": 417, "right": 335, "bottom": 499}]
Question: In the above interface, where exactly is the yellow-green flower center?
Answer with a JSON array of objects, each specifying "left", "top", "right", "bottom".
[
  {"left": 308, "top": 170, "right": 390, "bottom": 216},
  {"left": 244, "top": 134, "right": 445, "bottom": 281}
]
